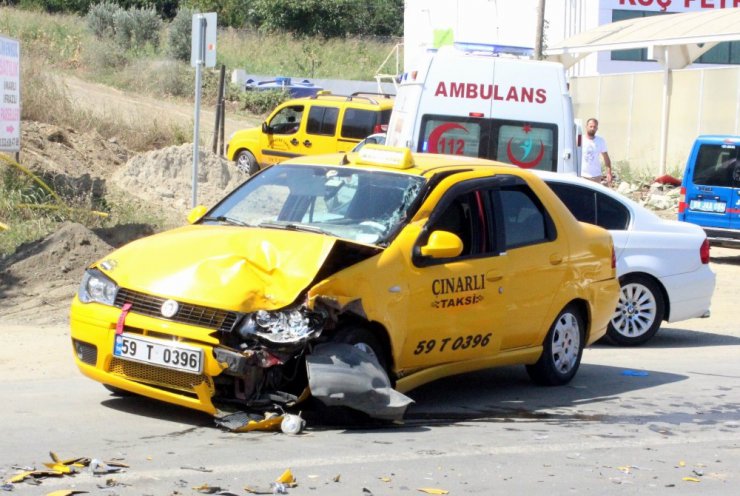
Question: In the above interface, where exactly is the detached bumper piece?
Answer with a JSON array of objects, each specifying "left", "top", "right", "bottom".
[{"left": 306, "top": 343, "right": 413, "bottom": 421}]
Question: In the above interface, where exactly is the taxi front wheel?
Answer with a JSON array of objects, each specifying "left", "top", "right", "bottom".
[
  {"left": 332, "top": 325, "right": 390, "bottom": 374},
  {"left": 526, "top": 304, "right": 585, "bottom": 386},
  {"left": 235, "top": 150, "right": 259, "bottom": 175}
]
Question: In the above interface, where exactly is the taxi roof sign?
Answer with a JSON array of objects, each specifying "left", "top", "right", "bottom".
[{"left": 356, "top": 144, "right": 414, "bottom": 170}]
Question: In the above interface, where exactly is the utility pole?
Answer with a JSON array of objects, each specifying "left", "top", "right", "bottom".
[{"left": 534, "top": 0, "right": 546, "bottom": 59}]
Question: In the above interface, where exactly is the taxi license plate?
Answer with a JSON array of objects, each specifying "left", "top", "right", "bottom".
[
  {"left": 690, "top": 199, "right": 726, "bottom": 213},
  {"left": 113, "top": 334, "right": 203, "bottom": 374}
]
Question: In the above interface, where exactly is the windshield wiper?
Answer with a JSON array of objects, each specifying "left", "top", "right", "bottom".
[
  {"left": 201, "top": 216, "right": 249, "bottom": 226},
  {"left": 257, "top": 221, "right": 330, "bottom": 236}
]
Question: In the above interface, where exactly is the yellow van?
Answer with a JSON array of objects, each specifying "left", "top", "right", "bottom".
[{"left": 226, "top": 92, "right": 394, "bottom": 174}]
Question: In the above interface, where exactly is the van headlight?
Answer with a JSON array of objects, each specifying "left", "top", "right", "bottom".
[{"left": 78, "top": 268, "right": 119, "bottom": 306}]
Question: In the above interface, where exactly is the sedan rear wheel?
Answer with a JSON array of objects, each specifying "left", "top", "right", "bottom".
[
  {"left": 606, "top": 275, "right": 664, "bottom": 346},
  {"left": 526, "top": 304, "right": 585, "bottom": 386}
]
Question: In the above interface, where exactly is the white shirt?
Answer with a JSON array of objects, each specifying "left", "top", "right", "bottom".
[{"left": 582, "top": 135, "right": 608, "bottom": 178}]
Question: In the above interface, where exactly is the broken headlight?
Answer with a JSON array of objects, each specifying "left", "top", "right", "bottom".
[
  {"left": 237, "top": 306, "right": 325, "bottom": 344},
  {"left": 78, "top": 268, "right": 119, "bottom": 306}
]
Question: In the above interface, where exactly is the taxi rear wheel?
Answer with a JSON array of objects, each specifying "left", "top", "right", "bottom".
[
  {"left": 605, "top": 275, "right": 664, "bottom": 346},
  {"left": 235, "top": 150, "right": 259, "bottom": 175},
  {"left": 526, "top": 304, "right": 585, "bottom": 386}
]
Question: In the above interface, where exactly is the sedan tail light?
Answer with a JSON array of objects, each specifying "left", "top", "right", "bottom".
[{"left": 700, "top": 238, "right": 710, "bottom": 264}]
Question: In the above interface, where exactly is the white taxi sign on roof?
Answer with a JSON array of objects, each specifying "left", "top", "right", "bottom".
[{"left": 356, "top": 144, "right": 414, "bottom": 170}]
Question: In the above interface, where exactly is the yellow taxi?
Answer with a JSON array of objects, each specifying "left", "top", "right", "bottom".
[
  {"left": 225, "top": 92, "right": 394, "bottom": 174},
  {"left": 70, "top": 146, "right": 619, "bottom": 420}
]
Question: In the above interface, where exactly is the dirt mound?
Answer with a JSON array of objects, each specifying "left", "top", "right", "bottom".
[
  {"left": 2, "top": 132, "right": 249, "bottom": 325},
  {"left": 0, "top": 222, "right": 114, "bottom": 326},
  {"left": 112, "top": 143, "right": 248, "bottom": 213}
]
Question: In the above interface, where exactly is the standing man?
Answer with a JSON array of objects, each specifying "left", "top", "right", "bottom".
[{"left": 581, "top": 118, "right": 612, "bottom": 184}]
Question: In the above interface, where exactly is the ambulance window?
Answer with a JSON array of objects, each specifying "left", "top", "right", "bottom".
[
  {"left": 341, "top": 109, "right": 379, "bottom": 139},
  {"left": 494, "top": 122, "right": 557, "bottom": 172},
  {"left": 307, "top": 106, "right": 339, "bottom": 136},
  {"left": 418, "top": 116, "right": 489, "bottom": 157}
]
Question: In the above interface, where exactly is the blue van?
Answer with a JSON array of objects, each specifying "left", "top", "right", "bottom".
[{"left": 678, "top": 135, "right": 740, "bottom": 248}]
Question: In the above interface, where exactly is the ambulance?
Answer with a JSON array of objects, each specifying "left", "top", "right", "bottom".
[{"left": 386, "top": 43, "right": 580, "bottom": 174}]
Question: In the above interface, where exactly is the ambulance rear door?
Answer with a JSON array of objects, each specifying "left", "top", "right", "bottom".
[
  {"left": 412, "top": 50, "right": 495, "bottom": 158},
  {"left": 484, "top": 57, "right": 571, "bottom": 173}
]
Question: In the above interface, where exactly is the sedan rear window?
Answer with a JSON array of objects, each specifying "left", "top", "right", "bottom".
[{"left": 547, "top": 181, "right": 630, "bottom": 230}]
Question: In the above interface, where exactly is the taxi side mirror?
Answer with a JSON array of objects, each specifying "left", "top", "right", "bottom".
[
  {"left": 187, "top": 205, "right": 208, "bottom": 224},
  {"left": 262, "top": 122, "right": 272, "bottom": 134},
  {"left": 420, "top": 230, "right": 464, "bottom": 259}
]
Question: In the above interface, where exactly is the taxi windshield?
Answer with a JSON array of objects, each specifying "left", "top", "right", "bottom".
[{"left": 206, "top": 164, "right": 426, "bottom": 245}]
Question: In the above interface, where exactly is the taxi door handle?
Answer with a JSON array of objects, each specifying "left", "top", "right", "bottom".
[
  {"left": 303, "top": 140, "right": 312, "bottom": 147},
  {"left": 486, "top": 270, "right": 503, "bottom": 282},
  {"left": 549, "top": 253, "right": 563, "bottom": 265},
  {"left": 290, "top": 138, "right": 299, "bottom": 146}
]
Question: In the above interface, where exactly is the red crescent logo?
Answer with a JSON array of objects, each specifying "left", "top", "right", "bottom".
[
  {"left": 506, "top": 139, "right": 545, "bottom": 168},
  {"left": 428, "top": 123, "right": 468, "bottom": 153}
]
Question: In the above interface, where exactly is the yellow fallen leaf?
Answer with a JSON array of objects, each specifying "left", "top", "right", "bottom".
[
  {"left": 417, "top": 488, "right": 449, "bottom": 495},
  {"left": 682, "top": 477, "right": 701, "bottom": 483},
  {"left": 45, "top": 491, "right": 88, "bottom": 496},
  {"left": 43, "top": 463, "right": 76, "bottom": 474},
  {"left": 8, "top": 471, "right": 34, "bottom": 483},
  {"left": 276, "top": 468, "right": 296, "bottom": 485},
  {"left": 678, "top": 460, "right": 686, "bottom": 467},
  {"left": 8, "top": 469, "right": 65, "bottom": 483},
  {"left": 380, "top": 476, "right": 392, "bottom": 482},
  {"left": 48, "top": 452, "right": 89, "bottom": 466}
]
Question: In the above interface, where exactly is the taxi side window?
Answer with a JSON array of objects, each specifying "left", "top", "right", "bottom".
[
  {"left": 426, "top": 191, "right": 488, "bottom": 257},
  {"left": 498, "top": 186, "right": 549, "bottom": 249},
  {"left": 341, "top": 108, "right": 378, "bottom": 139},
  {"left": 269, "top": 105, "right": 303, "bottom": 135},
  {"left": 307, "top": 106, "right": 339, "bottom": 136}
]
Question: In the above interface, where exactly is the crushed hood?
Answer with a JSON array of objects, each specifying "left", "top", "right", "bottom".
[{"left": 96, "top": 225, "right": 340, "bottom": 311}]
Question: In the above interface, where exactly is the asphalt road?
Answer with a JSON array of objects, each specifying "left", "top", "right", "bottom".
[{"left": 1, "top": 248, "right": 738, "bottom": 495}]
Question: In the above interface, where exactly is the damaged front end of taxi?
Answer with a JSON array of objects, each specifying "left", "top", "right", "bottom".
[{"left": 70, "top": 229, "right": 411, "bottom": 422}]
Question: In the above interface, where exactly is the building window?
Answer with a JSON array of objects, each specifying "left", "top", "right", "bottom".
[
  {"left": 697, "top": 40, "right": 740, "bottom": 65},
  {"left": 610, "top": 10, "right": 739, "bottom": 66},
  {"left": 610, "top": 10, "right": 663, "bottom": 62}
]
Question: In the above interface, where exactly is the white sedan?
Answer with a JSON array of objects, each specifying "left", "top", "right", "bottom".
[{"left": 536, "top": 172, "right": 716, "bottom": 346}]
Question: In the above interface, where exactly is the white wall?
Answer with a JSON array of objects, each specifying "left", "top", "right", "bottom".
[{"left": 404, "top": 0, "right": 740, "bottom": 76}]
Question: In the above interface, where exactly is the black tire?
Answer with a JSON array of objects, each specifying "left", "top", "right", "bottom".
[
  {"left": 332, "top": 325, "right": 390, "bottom": 374},
  {"left": 526, "top": 304, "right": 585, "bottom": 386},
  {"left": 605, "top": 274, "right": 664, "bottom": 346},
  {"left": 235, "top": 150, "right": 259, "bottom": 175},
  {"left": 103, "top": 384, "right": 134, "bottom": 396}
]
